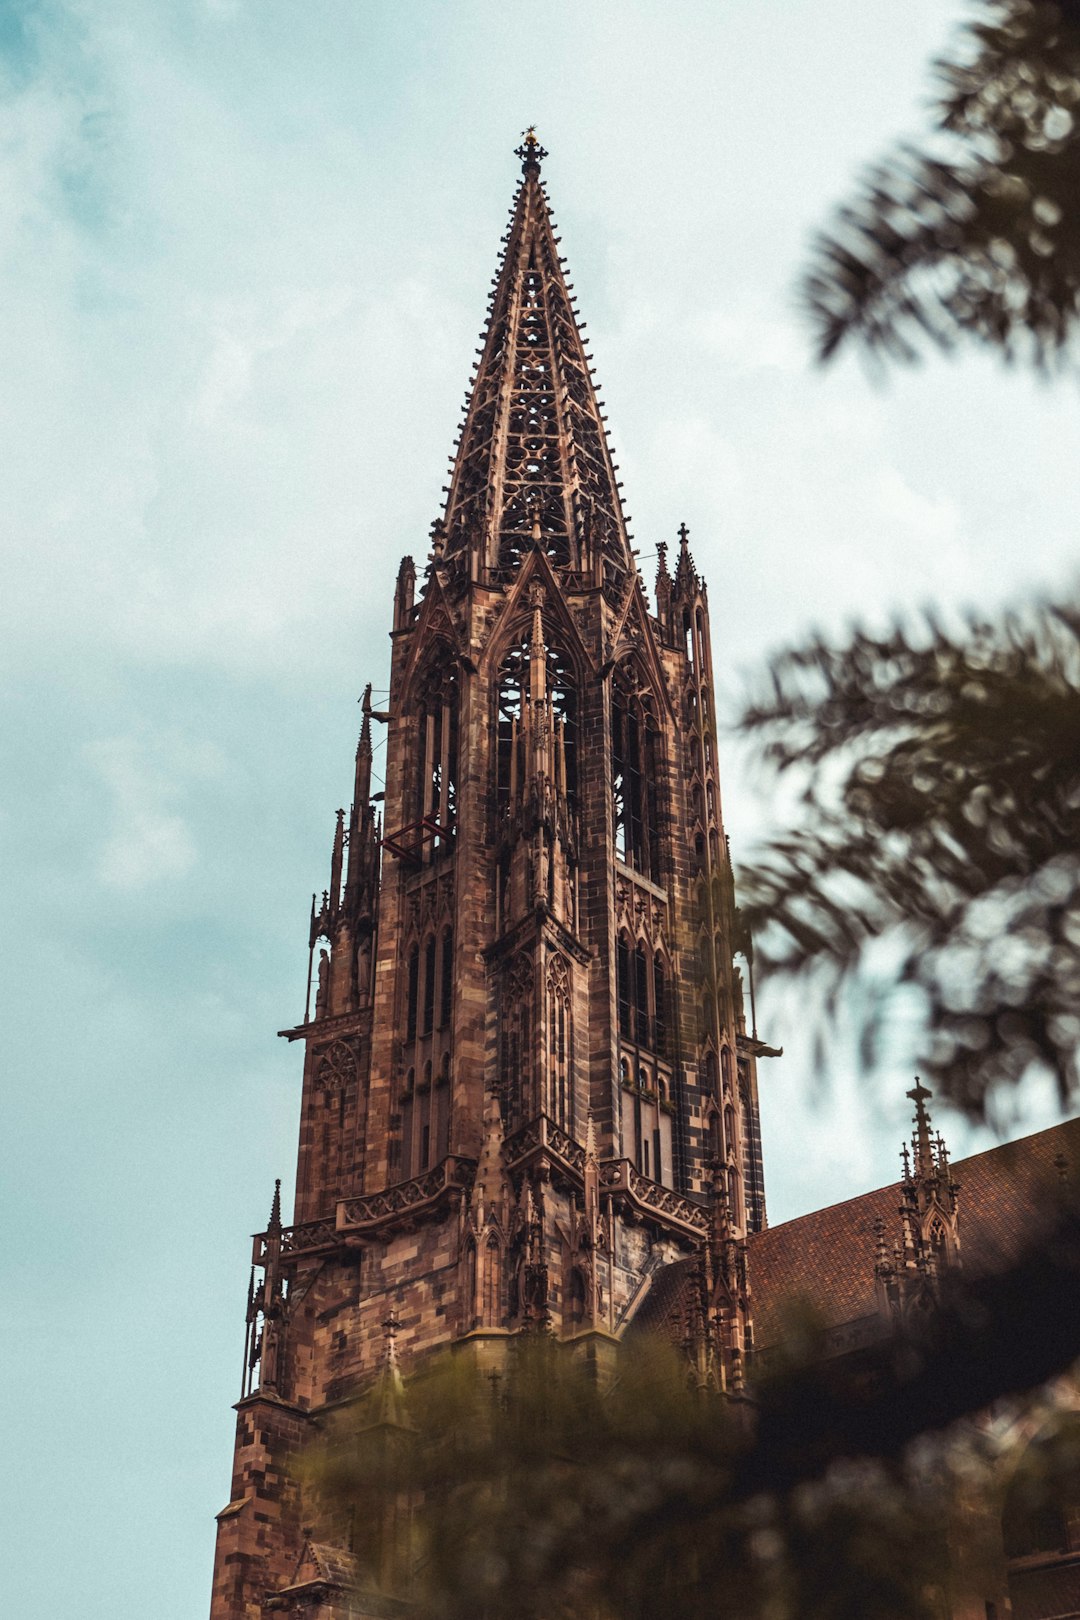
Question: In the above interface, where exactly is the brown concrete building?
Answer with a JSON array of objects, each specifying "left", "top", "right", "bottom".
[{"left": 208, "top": 137, "right": 1080, "bottom": 1620}]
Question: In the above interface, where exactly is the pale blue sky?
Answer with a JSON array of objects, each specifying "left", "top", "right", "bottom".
[{"left": 3, "top": 2, "right": 1078, "bottom": 1615}]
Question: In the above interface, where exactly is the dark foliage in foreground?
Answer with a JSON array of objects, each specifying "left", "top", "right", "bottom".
[
  {"left": 738, "top": 597, "right": 1080, "bottom": 1117},
  {"left": 803, "top": 1, "right": 1080, "bottom": 369},
  {"left": 315, "top": 1188, "right": 1080, "bottom": 1619}
]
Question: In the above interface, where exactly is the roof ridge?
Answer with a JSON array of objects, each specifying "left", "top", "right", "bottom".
[{"left": 752, "top": 1113, "right": 1080, "bottom": 1240}]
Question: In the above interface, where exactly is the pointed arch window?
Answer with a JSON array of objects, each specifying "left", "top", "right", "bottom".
[
  {"left": 495, "top": 633, "right": 578, "bottom": 814},
  {"left": 547, "top": 954, "right": 573, "bottom": 1131},
  {"left": 439, "top": 927, "right": 454, "bottom": 1029},
  {"left": 406, "top": 946, "right": 420, "bottom": 1043},
  {"left": 399, "top": 1068, "right": 415, "bottom": 1178},
  {"left": 616, "top": 934, "right": 632, "bottom": 1039},
  {"left": 654, "top": 953, "right": 668, "bottom": 1057},
  {"left": 422, "top": 937, "right": 437, "bottom": 1036},
  {"left": 568, "top": 1267, "right": 587, "bottom": 1329},
  {"left": 612, "top": 666, "right": 661, "bottom": 882},
  {"left": 500, "top": 954, "right": 534, "bottom": 1128},
  {"left": 634, "top": 944, "right": 649, "bottom": 1047},
  {"left": 463, "top": 1239, "right": 478, "bottom": 1331},
  {"left": 414, "top": 660, "right": 459, "bottom": 853},
  {"left": 482, "top": 1233, "right": 503, "bottom": 1326},
  {"left": 400, "top": 920, "right": 453, "bottom": 1178}
]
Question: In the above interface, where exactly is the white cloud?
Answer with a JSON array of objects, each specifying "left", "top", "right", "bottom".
[
  {"left": 696, "top": 308, "right": 806, "bottom": 374},
  {"left": 85, "top": 733, "right": 220, "bottom": 889}
]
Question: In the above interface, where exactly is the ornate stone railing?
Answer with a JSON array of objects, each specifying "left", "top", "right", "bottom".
[
  {"left": 599, "top": 1159, "right": 709, "bottom": 1241},
  {"left": 253, "top": 1216, "right": 340, "bottom": 1266},
  {"left": 255, "top": 1146, "right": 706, "bottom": 1262},
  {"left": 336, "top": 1155, "right": 475, "bottom": 1237},
  {"left": 252, "top": 1158, "right": 477, "bottom": 1263},
  {"left": 503, "top": 1114, "right": 586, "bottom": 1179}
]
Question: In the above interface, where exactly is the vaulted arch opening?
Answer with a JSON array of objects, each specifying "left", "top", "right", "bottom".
[
  {"left": 495, "top": 631, "right": 578, "bottom": 813},
  {"left": 413, "top": 657, "right": 459, "bottom": 855},
  {"left": 612, "top": 664, "right": 661, "bottom": 881}
]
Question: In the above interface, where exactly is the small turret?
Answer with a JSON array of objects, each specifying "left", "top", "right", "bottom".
[
  {"left": 328, "top": 809, "right": 345, "bottom": 916},
  {"left": 672, "top": 520, "right": 699, "bottom": 603},
  {"left": 267, "top": 1177, "right": 282, "bottom": 1235},
  {"left": 654, "top": 539, "right": 672, "bottom": 635},
  {"left": 353, "top": 687, "right": 373, "bottom": 815},
  {"left": 368, "top": 1309, "right": 411, "bottom": 1431},
  {"left": 393, "top": 555, "right": 416, "bottom": 630},
  {"left": 875, "top": 1080, "right": 962, "bottom": 1322}
]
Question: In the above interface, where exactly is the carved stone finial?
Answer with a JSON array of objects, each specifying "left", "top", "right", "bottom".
[
  {"left": 268, "top": 1178, "right": 282, "bottom": 1234},
  {"left": 873, "top": 1215, "right": 889, "bottom": 1271},
  {"left": 382, "top": 1307, "right": 401, "bottom": 1369}
]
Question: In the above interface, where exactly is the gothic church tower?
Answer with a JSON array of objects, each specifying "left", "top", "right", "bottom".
[{"left": 209, "top": 133, "right": 768, "bottom": 1619}]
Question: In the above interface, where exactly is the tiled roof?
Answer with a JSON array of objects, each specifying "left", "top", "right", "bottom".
[{"left": 748, "top": 1116, "right": 1080, "bottom": 1350}]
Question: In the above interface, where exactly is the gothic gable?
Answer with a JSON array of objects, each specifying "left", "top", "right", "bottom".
[{"left": 477, "top": 542, "right": 595, "bottom": 680}]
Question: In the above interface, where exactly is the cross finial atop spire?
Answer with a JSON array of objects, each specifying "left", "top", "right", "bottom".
[
  {"left": 677, "top": 522, "right": 690, "bottom": 547},
  {"left": 515, "top": 125, "right": 547, "bottom": 176}
]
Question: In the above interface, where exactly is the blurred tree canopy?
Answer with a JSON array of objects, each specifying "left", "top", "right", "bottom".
[
  {"left": 317, "top": 1337, "right": 950, "bottom": 1620},
  {"left": 803, "top": 0, "right": 1080, "bottom": 369},
  {"left": 315, "top": 1192, "right": 1080, "bottom": 1619},
  {"left": 736, "top": 598, "right": 1080, "bottom": 1119}
]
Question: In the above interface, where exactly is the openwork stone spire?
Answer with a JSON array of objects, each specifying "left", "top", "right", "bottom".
[{"left": 441, "top": 132, "right": 633, "bottom": 578}]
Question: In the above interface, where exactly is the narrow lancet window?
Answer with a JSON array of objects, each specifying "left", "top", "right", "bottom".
[
  {"left": 406, "top": 946, "right": 420, "bottom": 1043},
  {"left": 439, "top": 928, "right": 454, "bottom": 1029},
  {"left": 423, "top": 937, "right": 436, "bottom": 1036},
  {"left": 612, "top": 665, "right": 661, "bottom": 881},
  {"left": 415, "top": 659, "right": 459, "bottom": 853}
]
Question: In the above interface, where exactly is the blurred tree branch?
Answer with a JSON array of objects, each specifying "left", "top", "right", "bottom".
[
  {"left": 738, "top": 598, "right": 1080, "bottom": 1116},
  {"left": 803, "top": 1, "right": 1080, "bottom": 369}
]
